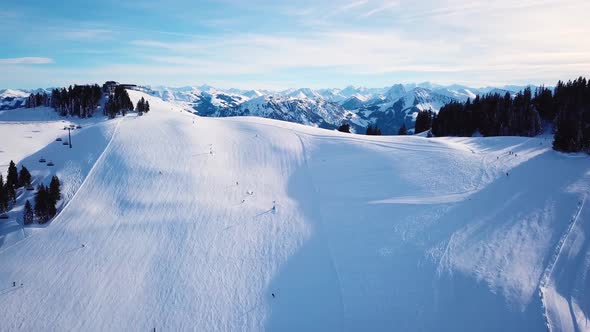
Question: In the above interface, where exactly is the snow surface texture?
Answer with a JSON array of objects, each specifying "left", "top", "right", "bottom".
[{"left": 0, "top": 90, "right": 588, "bottom": 331}]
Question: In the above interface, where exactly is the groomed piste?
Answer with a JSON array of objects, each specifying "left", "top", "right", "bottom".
[{"left": 1, "top": 90, "right": 589, "bottom": 331}]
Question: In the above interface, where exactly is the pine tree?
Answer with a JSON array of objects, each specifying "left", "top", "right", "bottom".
[
  {"left": 105, "top": 98, "right": 117, "bottom": 119},
  {"left": 7, "top": 160, "right": 18, "bottom": 189},
  {"left": 35, "top": 181, "right": 58, "bottom": 221},
  {"left": 552, "top": 77, "right": 590, "bottom": 152},
  {"left": 338, "top": 123, "right": 350, "bottom": 133},
  {"left": 48, "top": 198, "right": 57, "bottom": 219},
  {"left": 49, "top": 176, "right": 61, "bottom": 204},
  {"left": 136, "top": 97, "right": 145, "bottom": 116},
  {"left": 0, "top": 175, "right": 7, "bottom": 212},
  {"left": 5, "top": 182, "right": 15, "bottom": 204},
  {"left": 144, "top": 100, "right": 150, "bottom": 113},
  {"left": 34, "top": 184, "right": 49, "bottom": 222},
  {"left": 23, "top": 200, "right": 34, "bottom": 225},
  {"left": 18, "top": 165, "right": 32, "bottom": 187},
  {"left": 398, "top": 123, "right": 408, "bottom": 135},
  {"left": 366, "top": 124, "right": 382, "bottom": 136},
  {"left": 415, "top": 110, "right": 434, "bottom": 134}
]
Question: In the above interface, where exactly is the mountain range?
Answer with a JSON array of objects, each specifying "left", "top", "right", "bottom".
[{"left": 1, "top": 83, "right": 531, "bottom": 134}]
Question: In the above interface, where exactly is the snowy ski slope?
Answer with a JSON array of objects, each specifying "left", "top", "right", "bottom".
[{"left": 0, "top": 90, "right": 589, "bottom": 331}]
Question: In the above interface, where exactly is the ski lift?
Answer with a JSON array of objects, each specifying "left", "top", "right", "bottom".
[
  {"left": 62, "top": 141, "right": 69, "bottom": 145},
  {"left": 69, "top": 124, "right": 76, "bottom": 128},
  {"left": 39, "top": 158, "right": 46, "bottom": 163},
  {"left": 76, "top": 125, "right": 82, "bottom": 129},
  {"left": 47, "top": 161, "right": 55, "bottom": 166},
  {"left": 0, "top": 213, "right": 9, "bottom": 219},
  {"left": 56, "top": 137, "right": 63, "bottom": 141}
]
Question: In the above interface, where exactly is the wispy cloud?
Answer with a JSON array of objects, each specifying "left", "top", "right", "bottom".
[
  {"left": 0, "top": 57, "right": 54, "bottom": 65},
  {"left": 395, "top": 0, "right": 565, "bottom": 22},
  {"left": 339, "top": 0, "right": 369, "bottom": 11},
  {"left": 62, "top": 28, "right": 112, "bottom": 40},
  {"left": 1, "top": 0, "right": 589, "bottom": 89},
  {"left": 362, "top": 1, "right": 399, "bottom": 17}
]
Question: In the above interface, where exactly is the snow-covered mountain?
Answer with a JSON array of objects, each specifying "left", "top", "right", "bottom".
[
  {"left": 143, "top": 84, "right": 472, "bottom": 134},
  {"left": 0, "top": 89, "right": 30, "bottom": 110},
  {"left": 213, "top": 95, "right": 349, "bottom": 129},
  {"left": 1, "top": 83, "right": 534, "bottom": 134},
  {"left": 340, "top": 87, "right": 457, "bottom": 134}
]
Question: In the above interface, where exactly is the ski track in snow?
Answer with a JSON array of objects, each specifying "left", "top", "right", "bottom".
[
  {"left": 541, "top": 194, "right": 589, "bottom": 332},
  {"left": 0, "top": 90, "right": 589, "bottom": 331}
]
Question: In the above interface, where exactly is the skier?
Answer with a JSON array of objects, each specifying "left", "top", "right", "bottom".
[
  {"left": 272, "top": 201, "right": 276, "bottom": 213},
  {"left": 271, "top": 293, "right": 275, "bottom": 298},
  {"left": 13, "top": 281, "right": 16, "bottom": 287}
]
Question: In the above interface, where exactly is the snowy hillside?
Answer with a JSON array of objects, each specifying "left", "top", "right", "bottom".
[
  {"left": 0, "top": 107, "right": 119, "bottom": 248},
  {"left": 0, "top": 91, "right": 588, "bottom": 331}
]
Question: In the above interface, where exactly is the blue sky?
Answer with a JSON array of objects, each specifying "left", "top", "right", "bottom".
[{"left": 1, "top": 0, "right": 589, "bottom": 90}]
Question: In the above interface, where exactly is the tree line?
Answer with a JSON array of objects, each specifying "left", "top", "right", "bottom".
[
  {"left": 104, "top": 86, "right": 134, "bottom": 119},
  {"left": 24, "top": 83, "right": 151, "bottom": 120},
  {"left": 26, "top": 85, "right": 102, "bottom": 118},
  {"left": 552, "top": 78, "right": 590, "bottom": 152},
  {"left": 432, "top": 87, "right": 542, "bottom": 138},
  {"left": 29, "top": 176, "right": 61, "bottom": 224},
  {"left": 136, "top": 97, "right": 151, "bottom": 116},
  {"left": 339, "top": 122, "right": 409, "bottom": 136},
  {"left": 413, "top": 77, "right": 589, "bottom": 153},
  {"left": 365, "top": 123, "right": 408, "bottom": 135},
  {"left": 0, "top": 161, "right": 31, "bottom": 212}
]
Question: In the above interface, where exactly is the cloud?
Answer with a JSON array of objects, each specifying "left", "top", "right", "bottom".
[
  {"left": 1, "top": 0, "right": 589, "bottom": 89},
  {"left": 362, "top": 1, "right": 399, "bottom": 17},
  {"left": 0, "top": 57, "right": 54, "bottom": 65},
  {"left": 61, "top": 28, "right": 112, "bottom": 40},
  {"left": 339, "top": 0, "right": 369, "bottom": 11}
]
